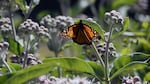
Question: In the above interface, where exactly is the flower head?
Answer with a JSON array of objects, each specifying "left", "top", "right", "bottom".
[
  {"left": 97, "top": 42, "right": 116, "bottom": 57},
  {"left": 0, "top": 0, "right": 18, "bottom": 14},
  {"left": 40, "top": 15, "right": 74, "bottom": 31},
  {"left": 10, "top": 53, "right": 42, "bottom": 65},
  {"left": 40, "top": 15, "right": 74, "bottom": 55},
  {"left": 18, "top": 19, "right": 49, "bottom": 38},
  {"left": 38, "top": 75, "right": 100, "bottom": 84},
  {"left": 0, "top": 17, "right": 12, "bottom": 32},
  {"left": 122, "top": 75, "right": 141, "bottom": 84},
  {"left": 0, "top": 42, "right": 9, "bottom": 59},
  {"left": 104, "top": 10, "right": 124, "bottom": 31}
]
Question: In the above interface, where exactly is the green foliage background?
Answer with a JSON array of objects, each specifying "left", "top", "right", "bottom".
[{"left": 0, "top": 0, "right": 150, "bottom": 84}]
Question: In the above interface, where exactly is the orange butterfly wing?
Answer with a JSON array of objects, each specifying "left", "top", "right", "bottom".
[
  {"left": 61, "top": 20, "right": 99, "bottom": 45},
  {"left": 72, "top": 24, "right": 97, "bottom": 45},
  {"left": 72, "top": 28, "right": 91, "bottom": 45},
  {"left": 83, "top": 24, "right": 98, "bottom": 40},
  {"left": 61, "top": 24, "right": 77, "bottom": 38}
]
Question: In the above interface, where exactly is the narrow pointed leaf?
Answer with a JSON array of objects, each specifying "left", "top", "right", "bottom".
[
  {"left": 3, "top": 63, "right": 56, "bottom": 84},
  {"left": 6, "top": 38, "right": 24, "bottom": 55},
  {"left": 8, "top": 63, "right": 22, "bottom": 72},
  {"left": 110, "top": 55, "right": 148, "bottom": 80},
  {"left": 15, "top": 0, "right": 27, "bottom": 12},
  {"left": 122, "top": 17, "right": 129, "bottom": 32},
  {"left": 110, "top": 61, "right": 147, "bottom": 80},
  {"left": 119, "top": 17, "right": 129, "bottom": 35},
  {"left": 88, "top": 61, "right": 105, "bottom": 80},
  {"left": 0, "top": 74, "right": 14, "bottom": 83},
  {"left": 2, "top": 57, "right": 104, "bottom": 84},
  {"left": 111, "top": 0, "right": 136, "bottom": 9}
]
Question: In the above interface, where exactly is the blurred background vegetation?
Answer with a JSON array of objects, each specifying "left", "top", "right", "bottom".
[
  {"left": 0, "top": 0, "right": 150, "bottom": 83},
  {"left": 0, "top": 0, "right": 149, "bottom": 68},
  {"left": 23, "top": 0, "right": 150, "bottom": 58}
]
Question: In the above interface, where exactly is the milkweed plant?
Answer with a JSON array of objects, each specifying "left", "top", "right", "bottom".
[{"left": 0, "top": 0, "right": 149, "bottom": 84}]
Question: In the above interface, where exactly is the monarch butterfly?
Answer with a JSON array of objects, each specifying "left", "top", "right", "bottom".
[{"left": 62, "top": 20, "right": 99, "bottom": 45}]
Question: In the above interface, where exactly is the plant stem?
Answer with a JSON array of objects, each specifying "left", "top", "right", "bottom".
[
  {"left": 92, "top": 42, "right": 105, "bottom": 68},
  {"left": 2, "top": 54, "right": 12, "bottom": 73},
  {"left": 29, "top": 37, "right": 40, "bottom": 52},
  {"left": 8, "top": 3, "right": 17, "bottom": 40},
  {"left": 22, "top": 0, "right": 37, "bottom": 68},
  {"left": 55, "top": 53, "right": 61, "bottom": 78},
  {"left": 104, "top": 25, "right": 114, "bottom": 84},
  {"left": 23, "top": 36, "right": 30, "bottom": 68}
]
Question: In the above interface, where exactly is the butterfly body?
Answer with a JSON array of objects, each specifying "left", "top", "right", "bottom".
[{"left": 62, "top": 20, "right": 99, "bottom": 45}]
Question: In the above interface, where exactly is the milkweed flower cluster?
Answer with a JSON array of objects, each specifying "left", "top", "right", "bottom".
[
  {"left": 40, "top": 15, "right": 74, "bottom": 55},
  {"left": 10, "top": 53, "right": 42, "bottom": 66},
  {"left": 122, "top": 75, "right": 149, "bottom": 84},
  {"left": 18, "top": 19, "right": 49, "bottom": 38},
  {"left": 0, "top": 0, "right": 18, "bottom": 11},
  {"left": 38, "top": 75, "right": 100, "bottom": 84},
  {"left": 0, "top": 17, "right": 12, "bottom": 32},
  {"left": 97, "top": 42, "right": 116, "bottom": 57},
  {"left": 40, "top": 15, "right": 74, "bottom": 31},
  {"left": 0, "top": 42, "right": 9, "bottom": 53},
  {"left": 104, "top": 10, "right": 124, "bottom": 31}
]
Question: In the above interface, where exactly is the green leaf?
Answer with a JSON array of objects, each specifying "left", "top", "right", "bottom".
[
  {"left": 88, "top": 61, "right": 105, "bottom": 80},
  {"left": 122, "top": 17, "right": 129, "bottom": 32},
  {"left": 6, "top": 38, "right": 24, "bottom": 55},
  {"left": 121, "top": 47, "right": 132, "bottom": 55},
  {"left": 60, "top": 41, "right": 73, "bottom": 51},
  {"left": 138, "top": 38, "right": 150, "bottom": 49},
  {"left": 144, "top": 72, "right": 150, "bottom": 81},
  {"left": 15, "top": 0, "right": 27, "bottom": 12},
  {"left": 3, "top": 63, "right": 56, "bottom": 84},
  {"left": 130, "top": 52, "right": 150, "bottom": 61},
  {"left": 134, "top": 32, "right": 146, "bottom": 37},
  {"left": 44, "top": 57, "right": 94, "bottom": 73},
  {"left": 110, "top": 56, "right": 147, "bottom": 80},
  {"left": 142, "top": 21, "right": 149, "bottom": 29},
  {"left": 110, "top": 56, "right": 131, "bottom": 76},
  {"left": 43, "top": 57, "right": 104, "bottom": 80},
  {"left": 119, "top": 17, "right": 129, "bottom": 35},
  {"left": 1, "top": 57, "right": 104, "bottom": 84},
  {"left": 8, "top": 63, "right": 22, "bottom": 72},
  {"left": 111, "top": 0, "right": 136, "bottom": 9},
  {"left": 0, "top": 74, "right": 14, "bottom": 84}
]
